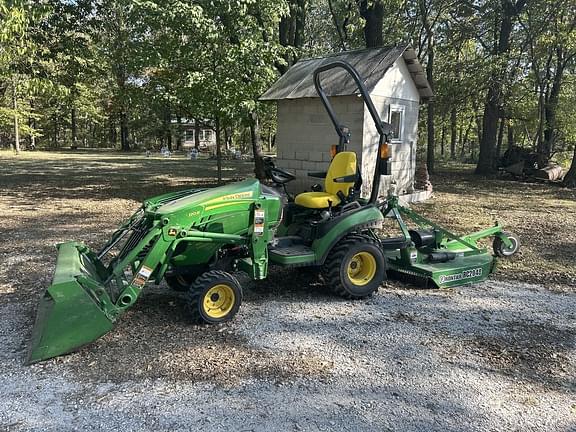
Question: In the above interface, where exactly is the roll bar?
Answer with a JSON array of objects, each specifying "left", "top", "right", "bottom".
[{"left": 313, "top": 60, "right": 393, "bottom": 204}]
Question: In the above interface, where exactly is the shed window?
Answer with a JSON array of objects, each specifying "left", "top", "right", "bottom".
[{"left": 389, "top": 105, "right": 405, "bottom": 142}]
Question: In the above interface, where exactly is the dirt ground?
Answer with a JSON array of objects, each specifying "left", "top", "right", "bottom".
[{"left": 0, "top": 150, "right": 574, "bottom": 431}]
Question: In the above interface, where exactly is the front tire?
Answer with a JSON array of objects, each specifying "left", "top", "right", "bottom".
[
  {"left": 186, "top": 270, "right": 242, "bottom": 324},
  {"left": 322, "top": 235, "right": 385, "bottom": 299}
]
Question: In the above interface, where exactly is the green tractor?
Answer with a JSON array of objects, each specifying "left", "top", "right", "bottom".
[{"left": 28, "top": 61, "right": 519, "bottom": 363}]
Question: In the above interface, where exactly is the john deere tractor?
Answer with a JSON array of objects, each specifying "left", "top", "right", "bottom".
[{"left": 28, "top": 61, "right": 519, "bottom": 363}]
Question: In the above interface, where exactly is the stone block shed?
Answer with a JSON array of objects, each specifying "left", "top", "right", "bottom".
[{"left": 260, "top": 44, "right": 433, "bottom": 199}]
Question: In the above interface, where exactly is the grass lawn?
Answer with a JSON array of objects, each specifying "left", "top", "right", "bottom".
[{"left": 0, "top": 150, "right": 574, "bottom": 292}]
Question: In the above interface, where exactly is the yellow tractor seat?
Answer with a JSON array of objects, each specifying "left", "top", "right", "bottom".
[
  {"left": 294, "top": 151, "right": 358, "bottom": 209},
  {"left": 294, "top": 191, "right": 342, "bottom": 208}
]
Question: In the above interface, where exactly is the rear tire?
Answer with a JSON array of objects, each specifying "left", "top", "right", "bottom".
[
  {"left": 166, "top": 274, "right": 196, "bottom": 292},
  {"left": 322, "top": 235, "right": 385, "bottom": 299},
  {"left": 493, "top": 232, "right": 520, "bottom": 257},
  {"left": 186, "top": 270, "right": 242, "bottom": 324}
]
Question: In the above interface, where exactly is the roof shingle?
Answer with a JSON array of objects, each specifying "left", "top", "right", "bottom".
[{"left": 260, "top": 44, "right": 432, "bottom": 101}]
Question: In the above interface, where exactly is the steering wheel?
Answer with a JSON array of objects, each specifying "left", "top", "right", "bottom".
[{"left": 268, "top": 166, "right": 296, "bottom": 185}]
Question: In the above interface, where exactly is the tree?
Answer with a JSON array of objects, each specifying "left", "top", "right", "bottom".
[
  {"left": 91, "top": 0, "right": 143, "bottom": 151},
  {"left": 0, "top": 1, "right": 44, "bottom": 152},
  {"left": 563, "top": 146, "right": 576, "bottom": 187},
  {"left": 357, "top": 0, "right": 384, "bottom": 48},
  {"left": 417, "top": 0, "right": 436, "bottom": 173},
  {"left": 521, "top": 0, "right": 576, "bottom": 163},
  {"left": 475, "top": 0, "right": 527, "bottom": 175},
  {"left": 278, "top": 0, "right": 307, "bottom": 74}
]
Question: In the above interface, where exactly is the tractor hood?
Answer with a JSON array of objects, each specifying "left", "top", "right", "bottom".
[{"left": 154, "top": 179, "right": 260, "bottom": 216}]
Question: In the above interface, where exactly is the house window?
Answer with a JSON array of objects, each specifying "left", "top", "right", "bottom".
[
  {"left": 184, "top": 129, "right": 194, "bottom": 142},
  {"left": 200, "top": 129, "right": 213, "bottom": 142},
  {"left": 389, "top": 105, "right": 405, "bottom": 142}
]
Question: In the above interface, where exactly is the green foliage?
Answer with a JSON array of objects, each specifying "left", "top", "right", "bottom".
[{"left": 0, "top": 0, "right": 574, "bottom": 176}]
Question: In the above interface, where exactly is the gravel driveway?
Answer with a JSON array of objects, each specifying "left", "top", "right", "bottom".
[
  {"left": 1, "top": 273, "right": 574, "bottom": 431},
  {"left": 1, "top": 152, "right": 574, "bottom": 431}
]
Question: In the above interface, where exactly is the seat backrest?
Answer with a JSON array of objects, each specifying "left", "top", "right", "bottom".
[{"left": 325, "top": 151, "right": 357, "bottom": 197}]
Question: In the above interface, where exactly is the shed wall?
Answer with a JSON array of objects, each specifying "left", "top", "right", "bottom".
[
  {"left": 275, "top": 95, "right": 364, "bottom": 192},
  {"left": 361, "top": 95, "right": 420, "bottom": 197},
  {"left": 371, "top": 57, "right": 420, "bottom": 101}
]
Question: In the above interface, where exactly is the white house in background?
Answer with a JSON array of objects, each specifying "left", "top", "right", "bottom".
[
  {"left": 173, "top": 119, "right": 216, "bottom": 150},
  {"left": 260, "top": 44, "right": 433, "bottom": 199}
]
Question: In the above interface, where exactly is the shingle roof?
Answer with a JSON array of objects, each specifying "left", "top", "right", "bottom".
[{"left": 260, "top": 44, "right": 432, "bottom": 101}]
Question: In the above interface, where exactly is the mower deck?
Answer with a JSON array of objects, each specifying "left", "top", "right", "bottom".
[{"left": 385, "top": 250, "right": 495, "bottom": 289}]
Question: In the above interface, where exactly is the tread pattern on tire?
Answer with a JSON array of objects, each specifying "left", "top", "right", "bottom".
[
  {"left": 185, "top": 270, "right": 241, "bottom": 323},
  {"left": 321, "top": 233, "right": 385, "bottom": 299}
]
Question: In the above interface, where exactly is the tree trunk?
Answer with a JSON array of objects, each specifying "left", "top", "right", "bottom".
[
  {"left": 328, "top": 0, "right": 347, "bottom": 51},
  {"left": 268, "top": 130, "right": 273, "bottom": 152},
  {"left": 277, "top": 0, "right": 307, "bottom": 74},
  {"left": 52, "top": 116, "right": 58, "bottom": 149},
  {"left": 461, "top": 118, "right": 472, "bottom": 157},
  {"left": 474, "top": 114, "right": 483, "bottom": 160},
  {"left": 440, "top": 117, "right": 446, "bottom": 157},
  {"left": 358, "top": 0, "right": 384, "bottom": 47},
  {"left": 507, "top": 121, "right": 514, "bottom": 149},
  {"left": 535, "top": 88, "right": 545, "bottom": 152},
  {"left": 496, "top": 117, "right": 505, "bottom": 161},
  {"left": 108, "top": 115, "right": 117, "bottom": 148},
  {"left": 176, "top": 116, "right": 182, "bottom": 150},
  {"left": 542, "top": 49, "right": 565, "bottom": 164},
  {"left": 476, "top": 86, "right": 499, "bottom": 173},
  {"left": 563, "top": 145, "right": 576, "bottom": 187},
  {"left": 450, "top": 107, "right": 457, "bottom": 159},
  {"left": 457, "top": 120, "right": 464, "bottom": 157},
  {"left": 418, "top": 0, "right": 435, "bottom": 172},
  {"left": 250, "top": 113, "right": 266, "bottom": 181},
  {"left": 194, "top": 119, "right": 200, "bottom": 149},
  {"left": 426, "top": 103, "right": 435, "bottom": 172},
  {"left": 224, "top": 126, "right": 230, "bottom": 151},
  {"left": 215, "top": 117, "right": 222, "bottom": 184},
  {"left": 163, "top": 108, "right": 172, "bottom": 151},
  {"left": 29, "top": 116, "right": 36, "bottom": 149},
  {"left": 475, "top": 0, "right": 526, "bottom": 175},
  {"left": 71, "top": 107, "right": 78, "bottom": 148},
  {"left": 13, "top": 80, "right": 20, "bottom": 154},
  {"left": 120, "top": 111, "right": 129, "bottom": 151}
]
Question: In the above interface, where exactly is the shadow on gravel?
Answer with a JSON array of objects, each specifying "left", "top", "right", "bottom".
[
  {"left": 0, "top": 155, "right": 251, "bottom": 202},
  {"left": 29, "top": 288, "right": 332, "bottom": 385},
  {"left": 462, "top": 320, "right": 576, "bottom": 392}
]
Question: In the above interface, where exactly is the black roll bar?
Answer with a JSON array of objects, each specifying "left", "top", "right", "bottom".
[{"left": 313, "top": 60, "right": 393, "bottom": 204}]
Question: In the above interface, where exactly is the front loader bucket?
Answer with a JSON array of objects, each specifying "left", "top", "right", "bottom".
[{"left": 27, "top": 242, "right": 115, "bottom": 364}]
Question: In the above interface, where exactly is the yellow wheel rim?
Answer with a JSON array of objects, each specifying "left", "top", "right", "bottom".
[
  {"left": 203, "top": 284, "right": 235, "bottom": 319},
  {"left": 347, "top": 251, "right": 377, "bottom": 286}
]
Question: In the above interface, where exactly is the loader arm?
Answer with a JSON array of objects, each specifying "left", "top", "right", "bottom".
[{"left": 27, "top": 192, "right": 275, "bottom": 364}]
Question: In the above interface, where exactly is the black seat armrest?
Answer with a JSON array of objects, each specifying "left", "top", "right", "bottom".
[
  {"left": 333, "top": 174, "right": 358, "bottom": 183},
  {"left": 308, "top": 171, "right": 327, "bottom": 178}
]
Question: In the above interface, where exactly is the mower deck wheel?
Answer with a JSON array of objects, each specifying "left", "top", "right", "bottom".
[
  {"left": 493, "top": 232, "right": 520, "bottom": 257},
  {"left": 322, "top": 234, "right": 385, "bottom": 299},
  {"left": 186, "top": 270, "right": 242, "bottom": 324}
]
